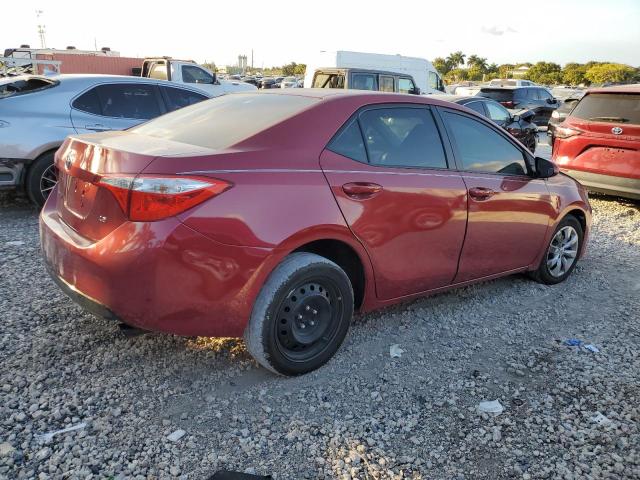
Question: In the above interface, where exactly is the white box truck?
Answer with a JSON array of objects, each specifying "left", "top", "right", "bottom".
[{"left": 303, "top": 51, "right": 445, "bottom": 95}]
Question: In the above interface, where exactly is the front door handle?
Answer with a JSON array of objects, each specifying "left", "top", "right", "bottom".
[
  {"left": 342, "top": 182, "right": 383, "bottom": 200},
  {"left": 469, "top": 187, "right": 496, "bottom": 200}
]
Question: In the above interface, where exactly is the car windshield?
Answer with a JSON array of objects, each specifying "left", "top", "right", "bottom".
[
  {"left": 478, "top": 88, "right": 514, "bottom": 102},
  {"left": 131, "top": 93, "right": 319, "bottom": 149},
  {"left": 570, "top": 93, "right": 640, "bottom": 125},
  {"left": 0, "top": 77, "right": 58, "bottom": 99}
]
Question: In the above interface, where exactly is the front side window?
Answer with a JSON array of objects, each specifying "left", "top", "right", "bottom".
[
  {"left": 442, "top": 111, "right": 527, "bottom": 175},
  {"left": 162, "top": 86, "right": 208, "bottom": 112},
  {"left": 351, "top": 73, "right": 377, "bottom": 91},
  {"left": 94, "top": 84, "right": 161, "bottom": 119},
  {"left": 464, "top": 101, "right": 486, "bottom": 115},
  {"left": 327, "top": 119, "right": 367, "bottom": 162},
  {"left": 379, "top": 76, "right": 395, "bottom": 92},
  {"left": 182, "top": 65, "right": 213, "bottom": 84},
  {"left": 398, "top": 78, "right": 416, "bottom": 94},
  {"left": 537, "top": 88, "right": 553, "bottom": 101},
  {"left": 428, "top": 71, "right": 439, "bottom": 90},
  {"left": 358, "top": 107, "right": 447, "bottom": 169},
  {"left": 485, "top": 101, "right": 511, "bottom": 123}
]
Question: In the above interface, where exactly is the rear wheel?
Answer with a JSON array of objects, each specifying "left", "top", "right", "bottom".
[
  {"left": 244, "top": 252, "right": 354, "bottom": 376},
  {"left": 26, "top": 151, "right": 57, "bottom": 207},
  {"left": 530, "top": 215, "right": 583, "bottom": 285}
]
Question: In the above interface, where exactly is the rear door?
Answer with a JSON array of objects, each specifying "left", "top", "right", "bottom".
[
  {"left": 321, "top": 105, "right": 468, "bottom": 300},
  {"left": 70, "top": 83, "right": 165, "bottom": 134},
  {"left": 437, "top": 107, "right": 554, "bottom": 282}
]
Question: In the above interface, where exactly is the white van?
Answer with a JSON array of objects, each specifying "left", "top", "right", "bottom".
[{"left": 303, "top": 51, "right": 445, "bottom": 95}]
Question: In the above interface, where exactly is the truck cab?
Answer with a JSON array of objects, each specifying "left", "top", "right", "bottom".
[
  {"left": 310, "top": 68, "right": 422, "bottom": 95},
  {"left": 141, "top": 58, "right": 256, "bottom": 97}
]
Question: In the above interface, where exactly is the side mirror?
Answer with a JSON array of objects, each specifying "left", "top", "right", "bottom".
[
  {"left": 512, "top": 114, "right": 521, "bottom": 123},
  {"left": 546, "top": 98, "right": 556, "bottom": 104},
  {"left": 535, "top": 157, "right": 559, "bottom": 178},
  {"left": 409, "top": 87, "right": 421, "bottom": 95}
]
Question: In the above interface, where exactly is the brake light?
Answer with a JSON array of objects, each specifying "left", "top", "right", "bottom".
[
  {"left": 97, "top": 175, "right": 231, "bottom": 221},
  {"left": 500, "top": 101, "right": 515, "bottom": 108},
  {"left": 554, "top": 126, "right": 582, "bottom": 139}
]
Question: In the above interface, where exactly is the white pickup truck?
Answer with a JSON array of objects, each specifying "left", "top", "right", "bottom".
[{"left": 141, "top": 57, "right": 256, "bottom": 96}]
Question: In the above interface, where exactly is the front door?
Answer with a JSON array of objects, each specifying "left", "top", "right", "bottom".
[
  {"left": 438, "top": 108, "right": 555, "bottom": 282},
  {"left": 321, "top": 105, "right": 468, "bottom": 300}
]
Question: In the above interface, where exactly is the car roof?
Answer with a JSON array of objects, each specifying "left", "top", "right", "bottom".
[
  {"left": 586, "top": 84, "right": 640, "bottom": 94},
  {"left": 480, "top": 86, "right": 539, "bottom": 90}
]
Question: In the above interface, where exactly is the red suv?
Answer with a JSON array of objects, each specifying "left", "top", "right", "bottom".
[
  {"left": 552, "top": 85, "right": 640, "bottom": 200},
  {"left": 40, "top": 90, "right": 591, "bottom": 375}
]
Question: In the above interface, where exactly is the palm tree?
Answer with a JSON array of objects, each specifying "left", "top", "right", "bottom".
[
  {"left": 467, "top": 55, "right": 488, "bottom": 72},
  {"left": 446, "top": 51, "right": 466, "bottom": 68}
]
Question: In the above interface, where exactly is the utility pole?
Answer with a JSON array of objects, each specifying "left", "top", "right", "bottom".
[
  {"left": 251, "top": 49, "right": 254, "bottom": 69},
  {"left": 36, "top": 10, "right": 47, "bottom": 49}
]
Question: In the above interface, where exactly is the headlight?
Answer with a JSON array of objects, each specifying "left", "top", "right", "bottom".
[{"left": 551, "top": 111, "right": 560, "bottom": 119}]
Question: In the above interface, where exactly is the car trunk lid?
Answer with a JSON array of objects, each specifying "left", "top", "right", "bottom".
[{"left": 55, "top": 131, "right": 214, "bottom": 241}]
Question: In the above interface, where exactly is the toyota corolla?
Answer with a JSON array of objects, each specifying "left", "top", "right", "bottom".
[{"left": 40, "top": 89, "right": 591, "bottom": 375}]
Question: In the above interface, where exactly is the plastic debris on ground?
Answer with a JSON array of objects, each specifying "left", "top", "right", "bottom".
[
  {"left": 583, "top": 344, "right": 600, "bottom": 353},
  {"left": 208, "top": 471, "right": 272, "bottom": 479},
  {"left": 590, "top": 412, "right": 612, "bottom": 426},
  {"left": 166, "top": 429, "right": 186, "bottom": 442},
  {"left": 389, "top": 344, "right": 404, "bottom": 358},
  {"left": 35, "top": 422, "right": 87, "bottom": 443},
  {"left": 5, "top": 241, "right": 25, "bottom": 246},
  {"left": 563, "top": 339, "right": 600, "bottom": 353},
  {"left": 477, "top": 400, "right": 504, "bottom": 415}
]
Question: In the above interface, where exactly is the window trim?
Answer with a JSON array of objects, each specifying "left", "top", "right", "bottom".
[
  {"left": 70, "top": 82, "right": 166, "bottom": 120},
  {"left": 326, "top": 103, "right": 452, "bottom": 171},
  {"left": 434, "top": 106, "right": 535, "bottom": 177}
]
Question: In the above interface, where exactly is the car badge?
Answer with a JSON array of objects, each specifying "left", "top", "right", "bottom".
[
  {"left": 65, "top": 151, "right": 76, "bottom": 170},
  {"left": 611, "top": 127, "right": 623, "bottom": 135}
]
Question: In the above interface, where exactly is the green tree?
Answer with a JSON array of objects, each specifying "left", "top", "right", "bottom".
[
  {"left": 562, "top": 63, "right": 588, "bottom": 85},
  {"left": 281, "top": 62, "right": 298, "bottom": 76},
  {"left": 446, "top": 51, "right": 466, "bottom": 68},
  {"left": 293, "top": 63, "right": 306, "bottom": 75},
  {"left": 486, "top": 63, "right": 499, "bottom": 76},
  {"left": 498, "top": 64, "right": 514, "bottom": 79},
  {"left": 467, "top": 66, "right": 485, "bottom": 81},
  {"left": 444, "top": 68, "right": 468, "bottom": 83},
  {"left": 433, "top": 57, "right": 452, "bottom": 75},
  {"left": 525, "top": 61, "right": 562, "bottom": 84},
  {"left": 585, "top": 63, "right": 637, "bottom": 84},
  {"left": 467, "top": 55, "right": 488, "bottom": 72}
]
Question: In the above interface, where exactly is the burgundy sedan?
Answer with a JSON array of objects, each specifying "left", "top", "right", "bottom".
[{"left": 40, "top": 90, "right": 591, "bottom": 375}]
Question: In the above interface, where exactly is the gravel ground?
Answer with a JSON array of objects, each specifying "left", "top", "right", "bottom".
[{"left": 0, "top": 186, "right": 639, "bottom": 480}]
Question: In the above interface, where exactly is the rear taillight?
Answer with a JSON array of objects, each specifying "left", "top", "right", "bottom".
[
  {"left": 97, "top": 175, "right": 231, "bottom": 221},
  {"left": 500, "top": 101, "right": 515, "bottom": 108},
  {"left": 554, "top": 126, "right": 582, "bottom": 139}
]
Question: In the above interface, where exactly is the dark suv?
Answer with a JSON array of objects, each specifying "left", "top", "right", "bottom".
[{"left": 477, "top": 86, "right": 559, "bottom": 126}]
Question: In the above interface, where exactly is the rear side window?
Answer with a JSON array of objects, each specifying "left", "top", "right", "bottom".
[
  {"left": 93, "top": 84, "right": 161, "bottom": 119},
  {"left": 479, "top": 89, "right": 514, "bottom": 103},
  {"left": 0, "top": 77, "right": 58, "bottom": 99},
  {"left": 351, "top": 73, "right": 377, "bottom": 91},
  {"left": 312, "top": 73, "right": 345, "bottom": 89},
  {"left": 162, "top": 86, "right": 208, "bottom": 112},
  {"left": 132, "top": 93, "right": 319, "bottom": 149},
  {"left": 358, "top": 107, "right": 447, "bottom": 169},
  {"left": 379, "top": 76, "right": 395, "bottom": 92},
  {"left": 328, "top": 120, "right": 367, "bottom": 162},
  {"left": 570, "top": 93, "right": 640, "bottom": 125},
  {"left": 442, "top": 111, "right": 527, "bottom": 175},
  {"left": 72, "top": 88, "right": 101, "bottom": 115}
]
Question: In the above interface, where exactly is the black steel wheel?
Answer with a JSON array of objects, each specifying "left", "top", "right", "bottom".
[{"left": 245, "top": 253, "right": 354, "bottom": 376}]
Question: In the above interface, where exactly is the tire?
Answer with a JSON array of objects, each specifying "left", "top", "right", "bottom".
[
  {"left": 244, "top": 252, "right": 354, "bottom": 376},
  {"left": 26, "top": 151, "right": 58, "bottom": 207},
  {"left": 530, "top": 215, "right": 583, "bottom": 285}
]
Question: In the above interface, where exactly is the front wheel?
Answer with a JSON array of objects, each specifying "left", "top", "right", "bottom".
[
  {"left": 244, "top": 252, "right": 354, "bottom": 376},
  {"left": 530, "top": 215, "right": 583, "bottom": 285}
]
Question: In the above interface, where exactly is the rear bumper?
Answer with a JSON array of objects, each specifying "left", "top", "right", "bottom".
[
  {"left": 40, "top": 190, "right": 274, "bottom": 337},
  {"left": 560, "top": 169, "right": 640, "bottom": 200}
]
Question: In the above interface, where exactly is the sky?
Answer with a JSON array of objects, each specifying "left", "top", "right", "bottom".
[{"left": 2, "top": 0, "right": 639, "bottom": 68}]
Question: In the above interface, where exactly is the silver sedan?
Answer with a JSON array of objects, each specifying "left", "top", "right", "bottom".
[{"left": 0, "top": 74, "right": 211, "bottom": 206}]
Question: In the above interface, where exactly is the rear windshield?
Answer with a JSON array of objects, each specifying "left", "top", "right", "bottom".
[
  {"left": 570, "top": 93, "right": 640, "bottom": 125},
  {"left": 131, "top": 93, "right": 319, "bottom": 149},
  {"left": 490, "top": 80, "right": 517, "bottom": 87},
  {"left": 478, "top": 88, "right": 514, "bottom": 102},
  {"left": 0, "top": 77, "right": 58, "bottom": 99}
]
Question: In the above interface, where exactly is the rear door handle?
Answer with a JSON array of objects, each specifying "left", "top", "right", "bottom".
[
  {"left": 342, "top": 182, "right": 383, "bottom": 199},
  {"left": 468, "top": 187, "right": 496, "bottom": 200}
]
